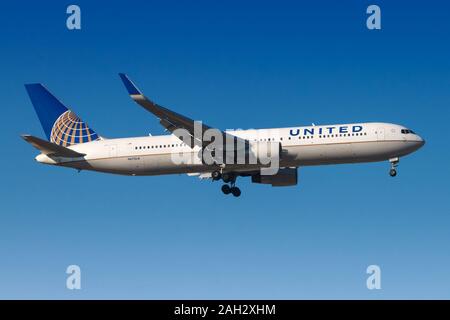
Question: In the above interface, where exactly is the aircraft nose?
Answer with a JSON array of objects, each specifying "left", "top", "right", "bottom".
[{"left": 417, "top": 136, "right": 425, "bottom": 148}]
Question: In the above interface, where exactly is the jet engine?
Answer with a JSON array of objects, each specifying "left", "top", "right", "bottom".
[{"left": 251, "top": 167, "right": 298, "bottom": 187}]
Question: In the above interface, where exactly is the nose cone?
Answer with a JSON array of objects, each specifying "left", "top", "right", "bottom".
[
  {"left": 415, "top": 136, "right": 425, "bottom": 149},
  {"left": 419, "top": 136, "right": 425, "bottom": 146}
]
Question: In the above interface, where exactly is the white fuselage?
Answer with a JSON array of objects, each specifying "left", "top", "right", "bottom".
[{"left": 36, "top": 122, "right": 425, "bottom": 176}]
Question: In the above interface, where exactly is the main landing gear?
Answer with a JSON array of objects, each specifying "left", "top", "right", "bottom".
[
  {"left": 389, "top": 157, "right": 399, "bottom": 177},
  {"left": 212, "top": 170, "right": 241, "bottom": 197},
  {"left": 221, "top": 184, "right": 241, "bottom": 197}
]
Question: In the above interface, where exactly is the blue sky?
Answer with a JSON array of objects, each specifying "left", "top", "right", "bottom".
[{"left": 0, "top": 0, "right": 449, "bottom": 299}]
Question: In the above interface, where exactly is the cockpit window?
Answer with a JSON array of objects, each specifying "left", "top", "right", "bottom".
[{"left": 401, "top": 129, "right": 416, "bottom": 134}]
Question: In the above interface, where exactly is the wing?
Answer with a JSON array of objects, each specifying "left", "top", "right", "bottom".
[
  {"left": 22, "top": 134, "right": 86, "bottom": 158},
  {"left": 119, "top": 73, "right": 248, "bottom": 150}
]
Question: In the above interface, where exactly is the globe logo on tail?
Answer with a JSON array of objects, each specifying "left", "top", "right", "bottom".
[{"left": 50, "top": 110, "right": 99, "bottom": 146}]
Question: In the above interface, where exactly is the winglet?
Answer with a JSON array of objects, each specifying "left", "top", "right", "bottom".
[{"left": 119, "top": 73, "right": 143, "bottom": 95}]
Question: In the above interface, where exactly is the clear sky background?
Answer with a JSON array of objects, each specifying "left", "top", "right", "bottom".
[{"left": 0, "top": 0, "right": 449, "bottom": 299}]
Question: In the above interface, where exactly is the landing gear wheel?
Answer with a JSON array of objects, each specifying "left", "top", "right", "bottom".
[
  {"left": 221, "top": 184, "right": 231, "bottom": 195},
  {"left": 389, "top": 157, "right": 399, "bottom": 177},
  {"left": 230, "top": 187, "right": 241, "bottom": 197},
  {"left": 212, "top": 170, "right": 222, "bottom": 181}
]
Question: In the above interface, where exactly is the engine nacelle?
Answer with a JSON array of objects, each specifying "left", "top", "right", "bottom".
[{"left": 251, "top": 167, "right": 298, "bottom": 187}]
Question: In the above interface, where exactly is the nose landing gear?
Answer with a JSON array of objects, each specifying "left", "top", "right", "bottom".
[
  {"left": 389, "top": 157, "right": 399, "bottom": 177},
  {"left": 389, "top": 168, "right": 397, "bottom": 177}
]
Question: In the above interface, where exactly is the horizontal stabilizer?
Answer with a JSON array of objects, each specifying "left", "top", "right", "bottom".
[{"left": 21, "top": 134, "right": 86, "bottom": 158}]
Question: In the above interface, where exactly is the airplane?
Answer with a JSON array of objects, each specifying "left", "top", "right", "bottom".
[{"left": 22, "top": 74, "right": 425, "bottom": 197}]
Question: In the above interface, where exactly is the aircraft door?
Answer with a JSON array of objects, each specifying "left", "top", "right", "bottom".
[
  {"left": 376, "top": 127, "right": 385, "bottom": 141},
  {"left": 109, "top": 144, "right": 118, "bottom": 157}
]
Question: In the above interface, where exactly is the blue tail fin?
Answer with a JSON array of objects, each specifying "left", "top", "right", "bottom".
[{"left": 25, "top": 84, "right": 99, "bottom": 146}]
